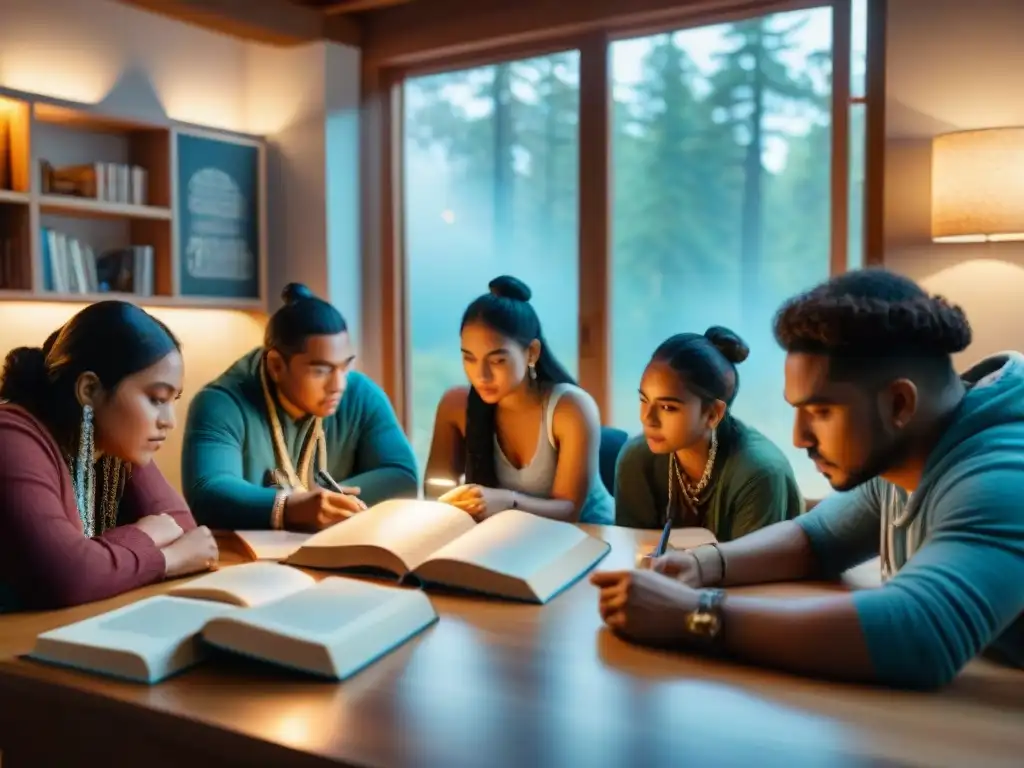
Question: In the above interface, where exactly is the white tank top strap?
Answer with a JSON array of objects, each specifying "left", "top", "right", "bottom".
[{"left": 545, "top": 383, "right": 574, "bottom": 447}]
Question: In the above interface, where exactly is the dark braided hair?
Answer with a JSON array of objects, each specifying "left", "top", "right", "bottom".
[
  {"left": 0, "top": 301, "right": 181, "bottom": 533},
  {"left": 773, "top": 268, "right": 972, "bottom": 384},
  {"left": 265, "top": 283, "right": 346, "bottom": 358},
  {"left": 462, "top": 276, "right": 575, "bottom": 487}
]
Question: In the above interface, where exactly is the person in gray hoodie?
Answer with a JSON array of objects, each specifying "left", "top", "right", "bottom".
[{"left": 591, "top": 269, "right": 1023, "bottom": 689}]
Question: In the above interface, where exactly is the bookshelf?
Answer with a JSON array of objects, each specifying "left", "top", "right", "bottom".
[{"left": 0, "top": 88, "right": 266, "bottom": 311}]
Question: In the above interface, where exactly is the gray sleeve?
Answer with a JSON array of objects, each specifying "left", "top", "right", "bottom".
[{"left": 794, "top": 477, "right": 886, "bottom": 577}]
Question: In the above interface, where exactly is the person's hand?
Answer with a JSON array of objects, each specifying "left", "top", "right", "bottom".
[
  {"left": 132, "top": 513, "right": 185, "bottom": 548},
  {"left": 590, "top": 568, "right": 699, "bottom": 646},
  {"left": 438, "top": 484, "right": 511, "bottom": 519},
  {"left": 283, "top": 488, "right": 366, "bottom": 531},
  {"left": 648, "top": 549, "right": 704, "bottom": 588},
  {"left": 161, "top": 526, "right": 219, "bottom": 579}
]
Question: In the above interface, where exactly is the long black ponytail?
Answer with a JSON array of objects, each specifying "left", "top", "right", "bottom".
[{"left": 461, "top": 276, "right": 574, "bottom": 487}]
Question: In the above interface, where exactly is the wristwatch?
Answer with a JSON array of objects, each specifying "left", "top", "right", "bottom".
[{"left": 684, "top": 588, "right": 726, "bottom": 650}]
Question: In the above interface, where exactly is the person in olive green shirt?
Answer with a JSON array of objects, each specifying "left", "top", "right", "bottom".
[{"left": 614, "top": 326, "right": 803, "bottom": 541}]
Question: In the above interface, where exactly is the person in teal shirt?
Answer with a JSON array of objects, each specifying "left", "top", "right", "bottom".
[
  {"left": 614, "top": 326, "right": 803, "bottom": 541},
  {"left": 182, "top": 283, "right": 418, "bottom": 532},
  {"left": 591, "top": 269, "right": 1024, "bottom": 689}
]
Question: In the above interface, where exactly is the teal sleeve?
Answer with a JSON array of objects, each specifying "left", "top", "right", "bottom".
[
  {"left": 726, "top": 469, "right": 804, "bottom": 541},
  {"left": 341, "top": 380, "right": 419, "bottom": 505},
  {"left": 851, "top": 472, "right": 1024, "bottom": 689},
  {"left": 181, "top": 388, "right": 278, "bottom": 529},
  {"left": 614, "top": 439, "right": 661, "bottom": 529},
  {"left": 794, "top": 478, "right": 883, "bottom": 577}
]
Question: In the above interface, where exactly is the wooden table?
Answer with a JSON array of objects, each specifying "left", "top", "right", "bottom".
[{"left": 0, "top": 526, "right": 1021, "bottom": 768}]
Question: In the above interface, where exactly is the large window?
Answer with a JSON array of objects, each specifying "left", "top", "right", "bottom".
[
  {"left": 403, "top": 54, "right": 581, "bottom": 469},
  {"left": 392, "top": 1, "right": 873, "bottom": 496},
  {"left": 609, "top": 4, "right": 865, "bottom": 498}
]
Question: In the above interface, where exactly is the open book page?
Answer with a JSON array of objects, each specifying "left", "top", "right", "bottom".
[
  {"left": 413, "top": 509, "right": 611, "bottom": 603},
  {"left": 285, "top": 498, "right": 476, "bottom": 575},
  {"left": 234, "top": 530, "right": 312, "bottom": 561},
  {"left": 169, "top": 562, "right": 316, "bottom": 607},
  {"left": 201, "top": 576, "right": 438, "bottom": 680},
  {"left": 29, "top": 596, "right": 236, "bottom": 684}
]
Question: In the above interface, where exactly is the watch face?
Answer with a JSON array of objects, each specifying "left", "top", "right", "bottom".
[{"left": 686, "top": 612, "right": 721, "bottom": 637}]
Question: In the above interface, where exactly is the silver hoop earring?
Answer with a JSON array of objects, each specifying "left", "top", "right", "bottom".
[
  {"left": 529, "top": 363, "right": 537, "bottom": 381},
  {"left": 74, "top": 404, "right": 97, "bottom": 537}
]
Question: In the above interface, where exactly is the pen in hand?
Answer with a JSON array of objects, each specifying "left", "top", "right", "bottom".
[{"left": 317, "top": 469, "right": 367, "bottom": 510}]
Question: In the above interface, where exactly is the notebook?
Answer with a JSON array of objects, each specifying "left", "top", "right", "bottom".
[
  {"left": 285, "top": 499, "right": 611, "bottom": 604},
  {"left": 28, "top": 563, "right": 438, "bottom": 684}
]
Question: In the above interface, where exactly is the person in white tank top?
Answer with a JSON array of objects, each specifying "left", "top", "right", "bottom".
[{"left": 423, "top": 276, "right": 613, "bottom": 525}]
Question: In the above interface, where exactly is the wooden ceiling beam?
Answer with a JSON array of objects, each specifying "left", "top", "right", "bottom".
[
  {"left": 117, "top": 0, "right": 360, "bottom": 46},
  {"left": 357, "top": 0, "right": 818, "bottom": 67},
  {"left": 322, "top": 0, "right": 415, "bottom": 15}
]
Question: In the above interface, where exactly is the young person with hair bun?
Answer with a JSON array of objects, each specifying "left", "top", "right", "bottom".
[
  {"left": 424, "top": 275, "right": 613, "bottom": 524},
  {"left": 182, "top": 283, "right": 418, "bottom": 533},
  {"left": 593, "top": 269, "right": 1024, "bottom": 690},
  {"left": 0, "top": 301, "right": 216, "bottom": 611},
  {"left": 615, "top": 327, "right": 802, "bottom": 542}
]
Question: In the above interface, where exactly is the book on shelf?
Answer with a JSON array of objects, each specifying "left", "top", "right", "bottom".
[
  {"left": 28, "top": 563, "right": 438, "bottom": 684},
  {"left": 41, "top": 160, "right": 148, "bottom": 206},
  {"left": 285, "top": 499, "right": 611, "bottom": 604},
  {"left": 41, "top": 226, "right": 153, "bottom": 296},
  {"left": 0, "top": 234, "right": 25, "bottom": 290}
]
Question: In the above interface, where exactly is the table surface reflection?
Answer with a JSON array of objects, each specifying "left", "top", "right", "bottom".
[{"left": 0, "top": 526, "right": 1021, "bottom": 768}]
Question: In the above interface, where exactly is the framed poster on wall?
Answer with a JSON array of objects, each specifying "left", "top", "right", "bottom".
[{"left": 175, "top": 129, "right": 262, "bottom": 299}]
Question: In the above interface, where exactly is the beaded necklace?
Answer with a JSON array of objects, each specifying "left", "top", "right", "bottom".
[{"left": 259, "top": 355, "right": 327, "bottom": 491}]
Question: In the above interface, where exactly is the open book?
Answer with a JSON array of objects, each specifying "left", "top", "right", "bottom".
[
  {"left": 28, "top": 563, "right": 437, "bottom": 684},
  {"left": 285, "top": 499, "right": 611, "bottom": 604}
]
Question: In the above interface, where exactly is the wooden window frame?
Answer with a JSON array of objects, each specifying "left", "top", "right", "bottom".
[{"left": 361, "top": 0, "right": 887, "bottom": 427}]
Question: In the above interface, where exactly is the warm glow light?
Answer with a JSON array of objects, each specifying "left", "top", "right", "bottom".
[
  {"left": 0, "top": 47, "right": 119, "bottom": 104},
  {"left": 932, "top": 127, "right": 1024, "bottom": 243},
  {"left": 0, "top": 302, "right": 266, "bottom": 490},
  {"left": 440, "top": 209, "right": 456, "bottom": 224}
]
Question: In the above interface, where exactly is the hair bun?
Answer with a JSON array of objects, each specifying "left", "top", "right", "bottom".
[
  {"left": 281, "top": 283, "right": 315, "bottom": 306},
  {"left": 488, "top": 275, "right": 532, "bottom": 303},
  {"left": 0, "top": 346, "right": 49, "bottom": 404},
  {"left": 704, "top": 326, "right": 749, "bottom": 364}
]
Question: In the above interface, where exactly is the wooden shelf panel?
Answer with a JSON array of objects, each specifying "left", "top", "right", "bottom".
[
  {"left": 38, "top": 195, "right": 172, "bottom": 220},
  {"left": 0, "top": 190, "right": 29, "bottom": 204},
  {"left": 0, "top": 89, "right": 266, "bottom": 311},
  {"left": 4, "top": 290, "right": 263, "bottom": 311}
]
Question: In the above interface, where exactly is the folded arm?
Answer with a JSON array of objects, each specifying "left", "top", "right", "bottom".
[
  {"left": 181, "top": 388, "right": 278, "bottom": 529},
  {"left": 717, "top": 473, "right": 1024, "bottom": 688},
  {"left": 117, "top": 461, "right": 197, "bottom": 532},
  {"left": 0, "top": 422, "right": 167, "bottom": 609}
]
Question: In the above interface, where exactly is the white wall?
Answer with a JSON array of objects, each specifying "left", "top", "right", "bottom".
[
  {"left": 0, "top": 0, "right": 361, "bottom": 487},
  {"left": 885, "top": 0, "right": 1024, "bottom": 365}
]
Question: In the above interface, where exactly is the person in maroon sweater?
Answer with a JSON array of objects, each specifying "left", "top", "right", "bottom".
[{"left": 0, "top": 301, "right": 218, "bottom": 611}]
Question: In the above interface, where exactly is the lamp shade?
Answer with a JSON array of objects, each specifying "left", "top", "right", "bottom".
[{"left": 931, "top": 127, "right": 1024, "bottom": 243}]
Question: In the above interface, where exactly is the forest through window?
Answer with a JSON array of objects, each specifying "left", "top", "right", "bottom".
[{"left": 402, "top": 1, "right": 868, "bottom": 498}]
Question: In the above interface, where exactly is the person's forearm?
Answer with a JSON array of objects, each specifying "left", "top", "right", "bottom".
[
  {"left": 511, "top": 492, "right": 576, "bottom": 522},
  {"left": 718, "top": 520, "right": 820, "bottom": 587},
  {"left": 719, "top": 592, "right": 876, "bottom": 683},
  {"left": 422, "top": 460, "right": 461, "bottom": 499},
  {"left": 187, "top": 478, "right": 277, "bottom": 530}
]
